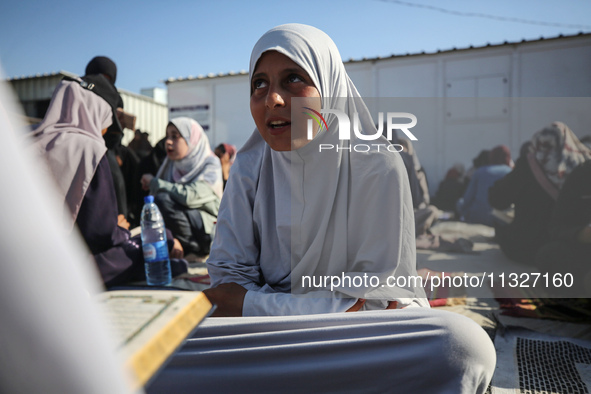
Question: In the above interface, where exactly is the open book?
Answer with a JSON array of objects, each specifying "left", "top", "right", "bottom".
[{"left": 97, "top": 290, "right": 212, "bottom": 389}]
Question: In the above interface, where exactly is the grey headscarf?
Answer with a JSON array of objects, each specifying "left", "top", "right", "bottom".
[
  {"left": 208, "top": 24, "right": 427, "bottom": 315},
  {"left": 30, "top": 79, "right": 113, "bottom": 228}
]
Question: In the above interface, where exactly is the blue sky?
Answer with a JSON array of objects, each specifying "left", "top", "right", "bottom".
[{"left": 1, "top": 0, "right": 590, "bottom": 94}]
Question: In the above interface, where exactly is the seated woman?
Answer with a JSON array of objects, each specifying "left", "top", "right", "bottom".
[
  {"left": 432, "top": 163, "right": 467, "bottom": 215},
  {"left": 141, "top": 118, "right": 223, "bottom": 257},
  {"left": 149, "top": 24, "right": 495, "bottom": 394},
  {"left": 489, "top": 122, "right": 591, "bottom": 264},
  {"left": 457, "top": 145, "right": 513, "bottom": 226},
  {"left": 535, "top": 159, "right": 591, "bottom": 292},
  {"left": 214, "top": 143, "right": 237, "bottom": 190},
  {"left": 30, "top": 74, "right": 183, "bottom": 287}
]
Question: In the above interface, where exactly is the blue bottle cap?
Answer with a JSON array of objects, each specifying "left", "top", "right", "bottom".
[{"left": 144, "top": 195, "right": 154, "bottom": 204}]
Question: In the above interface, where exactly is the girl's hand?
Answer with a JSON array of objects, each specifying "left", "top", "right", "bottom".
[
  {"left": 346, "top": 299, "right": 399, "bottom": 312},
  {"left": 203, "top": 283, "right": 247, "bottom": 317},
  {"left": 346, "top": 298, "right": 366, "bottom": 312},
  {"left": 117, "top": 214, "right": 130, "bottom": 230}
]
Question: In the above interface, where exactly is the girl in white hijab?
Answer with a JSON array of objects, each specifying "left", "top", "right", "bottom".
[
  {"left": 205, "top": 23, "right": 426, "bottom": 315},
  {"left": 151, "top": 24, "right": 495, "bottom": 394},
  {"left": 141, "top": 117, "right": 222, "bottom": 256}
]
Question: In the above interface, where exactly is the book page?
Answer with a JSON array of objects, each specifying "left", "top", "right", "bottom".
[
  {"left": 97, "top": 290, "right": 211, "bottom": 387},
  {"left": 101, "top": 292, "right": 181, "bottom": 349}
]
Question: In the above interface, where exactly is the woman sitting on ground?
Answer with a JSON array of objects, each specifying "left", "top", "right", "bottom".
[
  {"left": 152, "top": 23, "right": 496, "bottom": 394},
  {"left": 489, "top": 122, "right": 591, "bottom": 264},
  {"left": 30, "top": 74, "right": 183, "bottom": 287},
  {"left": 432, "top": 163, "right": 467, "bottom": 215},
  {"left": 457, "top": 145, "right": 513, "bottom": 227},
  {"left": 535, "top": 159, "right": 591, "bottom": 290},
  {"left": 141, "top": 117, "right": 223, "bottom": 257}
]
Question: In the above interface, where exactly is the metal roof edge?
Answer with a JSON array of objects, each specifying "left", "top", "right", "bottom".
[
  {"left": 5, "top": 70, "right": 79, "bottom": 82},
  {"left": 165, "top": 31, "right": 591, "bottom": 83},
  {"left": 345, "top": 31, "right": 591, "bottom": 64},
  {"left": 165, "top": 70, "right": 249, "bottom": 84}
]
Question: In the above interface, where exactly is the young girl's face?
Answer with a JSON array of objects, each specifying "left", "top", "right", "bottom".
[
  {"left": 165, "top": 124, "right": 190, "bottom": 160},
  {"left": 250, "top": 51, "right": 321, "bottom": 151}
]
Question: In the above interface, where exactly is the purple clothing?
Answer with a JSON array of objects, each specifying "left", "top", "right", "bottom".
[{"left": 76, "top": 155, "right": 174, "bottom": 286}]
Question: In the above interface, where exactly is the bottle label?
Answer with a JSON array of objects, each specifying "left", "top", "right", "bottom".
[{"left": 143, "top": 240, "right": 168, "bottom": 263}]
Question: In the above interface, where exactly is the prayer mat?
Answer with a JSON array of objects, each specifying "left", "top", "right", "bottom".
[
  {"left": 496, "top": 298, "right": 591, "bottom": 323},
  {"left": 490, "top": 328, "right": 591, "bottom": 394},
  {"left": 491, "top": 278, "right": 591, "bottom": 323}
]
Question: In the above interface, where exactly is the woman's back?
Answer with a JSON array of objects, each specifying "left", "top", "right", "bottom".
[
  {"left": 489, "top": 155, "right": 555, "bottom": 263},
  {"left": 460, "top": 164, "right": 511, "bottom": 226}
]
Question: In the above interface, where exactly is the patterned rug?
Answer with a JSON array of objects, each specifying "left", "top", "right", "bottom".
[{"left": 490, "top": 328, "right": 591, "bottom": 394}]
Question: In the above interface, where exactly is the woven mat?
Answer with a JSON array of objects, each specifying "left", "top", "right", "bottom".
[{"left": 490, "top": 327, "right": 591, "bottom": 394}]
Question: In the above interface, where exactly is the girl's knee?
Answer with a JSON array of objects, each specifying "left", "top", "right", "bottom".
[{"left": 431, "top": 310, "right": 496, "bottom": 392}]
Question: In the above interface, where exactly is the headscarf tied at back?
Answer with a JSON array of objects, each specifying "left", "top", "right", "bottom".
[
  {"left": 528, "top": 122, "right": 591, "bottom": 200},
  {"left": 230, "top": 23, "right": 426, "bottom": 307},
  {"left": 30, "top": 76, "right": 114, "bottom": 228},
  {"left": 156, "top": 117, "right": 223, "bottom": 198}
]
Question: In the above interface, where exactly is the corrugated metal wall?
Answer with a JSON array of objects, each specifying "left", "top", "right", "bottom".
[
  {"left": 10, "top": 74, "right": 62, "bottom": 101},
  {"left": 6, "top": 72, "right": 168, "bottom": 146},
  {"left": 119, "top": 89, "right": 168, "bottom": 146}
]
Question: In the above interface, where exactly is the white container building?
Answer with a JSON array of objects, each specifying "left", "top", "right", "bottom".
[{"left": 166, "top": 32, "right": 591, "bottom": 193}]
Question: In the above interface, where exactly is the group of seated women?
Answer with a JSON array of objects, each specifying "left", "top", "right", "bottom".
[{"left": 433, "top": 122, "right": 590, "bottom": 279}]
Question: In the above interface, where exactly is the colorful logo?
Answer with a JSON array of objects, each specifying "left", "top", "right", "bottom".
[{"left": 302, "top": 107, "right": 329, "bottom": 134}]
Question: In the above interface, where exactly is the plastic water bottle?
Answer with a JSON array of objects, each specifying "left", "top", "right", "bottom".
[{"left": 141, "top": 195, "right": 172, "bottom": 286}]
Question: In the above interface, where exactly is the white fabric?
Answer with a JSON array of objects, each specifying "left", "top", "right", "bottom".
[
  {"left": 148, "top": 308, "right": 496, "bottom": 394},
  {"left": 29, "top": 79, "right": 112, "bottom": 228},
  {"left": 0, "top": 72, "right": 133, "bottom": 393},
  {"left": 156, "top": 117, "right": 223, "bottom": 198},
  {"left": 155, "top": 24, "right": 495, "bottom": 394},
  {"left": 207, "top": 23, "right": 427, "bottom": 316}
]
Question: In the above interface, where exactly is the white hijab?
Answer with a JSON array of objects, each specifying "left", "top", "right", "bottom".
[
  {"left": 30, "top": 79, "right": 112, "bottom": 228},
  {"left": 209, "top": 23, "right": 426, "bottom": 310},
  {"left": 156, "top": 117, "right": 223, "bottom": 198}
]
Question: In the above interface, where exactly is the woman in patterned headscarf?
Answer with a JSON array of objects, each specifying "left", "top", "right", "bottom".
[{"left": 489, "top": 122, "right": 591, "bottom": 264}]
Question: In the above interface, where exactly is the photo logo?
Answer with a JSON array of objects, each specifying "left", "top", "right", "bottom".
[
  {"left": 305, "top": 110, "right": 418, "bottom": 141},
  {"left": 302, "top": 109, "right": 418, "bottom": 153}
]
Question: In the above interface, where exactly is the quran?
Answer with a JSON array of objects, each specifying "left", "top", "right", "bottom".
[{"left": 97, "top": 290, "right": 212, "bottom": 388}]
